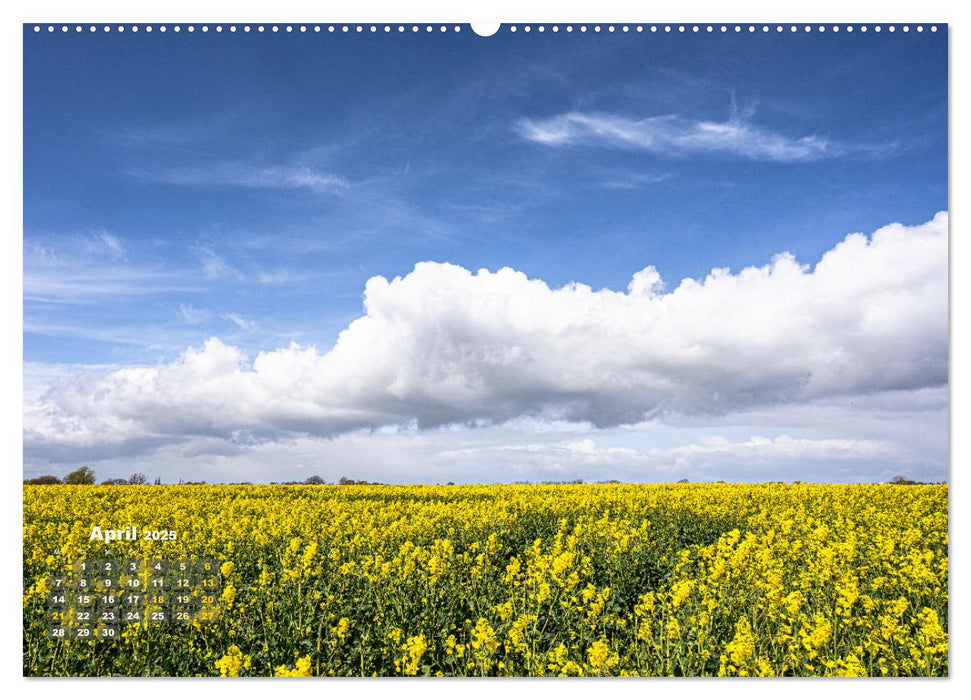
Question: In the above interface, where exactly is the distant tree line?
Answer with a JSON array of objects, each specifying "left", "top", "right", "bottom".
[
  {"left": 23, "top": 468, "right": 944, "bottom": 487},
  {"left": 887, "top": 475, "right": 943, "bottom": 486},
  {"left": 24, "top": 467, "right": 161, "bottom": 486},
  {"left": 23, "top": 468, "right": 387, "bottom": 486},
  {"left": 267, "top": 476, "right": 383, "bottom": 485}
]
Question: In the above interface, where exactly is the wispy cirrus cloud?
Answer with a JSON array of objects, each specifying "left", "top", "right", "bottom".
[
  {"left": 24, "top": 265, "right": 199, "bottom": 304},
  {"left": 516, "top": 111, "right": 837, "bottom": 162},
  {"left": 597, "top": 171, "right": 670, "bottom": 190},
  {"left": 196, "top": 247, "right": 242, "bottom": 281},
  {"left": 222, "top": 313, "right": 259, "bottom": 333},
  {"left": 150, "top": 163, "right": 350, "bottom": 194},
  {"left": 179, "top": 303, "right": 210, "bottom": 325},
  {"left": 95, "top": 232, "right": 125, "bottom": 258}
]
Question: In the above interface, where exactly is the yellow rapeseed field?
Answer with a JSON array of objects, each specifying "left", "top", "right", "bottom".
[{"left": 22, "top": 483, "right": 948, "bottom": 677}]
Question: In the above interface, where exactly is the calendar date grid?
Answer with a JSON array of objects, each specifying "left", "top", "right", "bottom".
[{"left": 44, "top": 557, "right": 222, "bottom": 641}]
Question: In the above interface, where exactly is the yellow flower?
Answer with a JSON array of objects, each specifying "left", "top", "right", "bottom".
[
  {"left": 834, "top": 653, "right": 867, "bottom": 677},
  {"left": 726, "top": 616, "right": 755, "bottom": 666},
  {"left": 22, "top": 481, "right": 950, "bottom": 677},
  {"left": 398, "top": 634, "right": 428, "bottom": 676},
  {"left": 586, "top": 638, "right": 618, "bottom": 673},
  {"left": 470, "top": 618, "right": 500, "bottom": 672},
  {"left": 32, "top": 577, "right": 50, "bottom": 599},
  {"left": 495, "top": 601, "right": 514, "bottom": 622},
  {"left": 633, "top": 592, "right": 656, "bottom": 618},
  {"left": 916, "top": 608, "right": 947, "bottom": 654},
  {"left": 220, "top": 582, "right": 237, "bottom": 606},
  {"left": 783, "top": 591, "right": 805, "bottom": 617},
  {"left": 506, "top": 613, "right": 534, "bottom": 656},
  {"left": 665, "top": 618, "right": 681, "bottom": 641},
  {"left": 274, "top": 655, "right": 313, "bottom": 677},
  {"left": 802, "top": 614, "right": 832, "bottom": 652},
  {"left": 334, "top": 617, "right": 351, "bottom": 641},
  {"left": 670, "top": 579, "right": 695, "bottom": 607},
  {"left": 214, "top": 645, "right": 250, "bottom": 677}
]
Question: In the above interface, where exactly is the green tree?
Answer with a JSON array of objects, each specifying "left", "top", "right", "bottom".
[
  {"left": 64, "top": 466, "right": 96, "bottom": 485},
  {"left": 24, "top": 475, "right": 62, "bottom": 485}
]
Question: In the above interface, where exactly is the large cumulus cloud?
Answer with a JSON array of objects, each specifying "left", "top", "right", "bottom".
[{"left": 24, "top": 213, "right": 947, "bottom": 457}]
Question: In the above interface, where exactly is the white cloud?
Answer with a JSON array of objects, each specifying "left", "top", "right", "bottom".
[
  {"left": 96, "top": 232, "right": 125, "bottom": 258},
  {"left": 23, "top": 213, "right": 947, "bottom": 462},
  {"left": 24, "top": 240, "right": 198, "bottom": 303},
  {"left": 599, "top": 172, "right": 669, "bottom": 190},
  {"left": 155, "top": 163, "right": 349, "bottom": 194},
  {"left": 197, "top": 247, "right": 240, "bottom": 280},
  {"left": 22, "top": 422, "right": 927, "bottom": 486},
  {"left": 222, "top": 313, "right": 258, "bottom": 333},
  {"left": 516, "top": 111, "right": 835, "bottom": 162},
  {"left": 458, "top": 432, "right": 892, "bottom": 481},
  {"left": 179, "top": 303, "right": 209, "bottom": 325},
  {"left": 24, "top": 271, "right": 197, "bottom": 303}
]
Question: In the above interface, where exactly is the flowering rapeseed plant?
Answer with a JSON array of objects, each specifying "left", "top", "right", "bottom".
[{"left": 23, "top": 482, "right": 947, "bottom": 677}]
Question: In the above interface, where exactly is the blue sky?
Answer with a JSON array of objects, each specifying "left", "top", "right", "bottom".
[{"left": 22, "top": 25, "right": 948, "bottom": 483}]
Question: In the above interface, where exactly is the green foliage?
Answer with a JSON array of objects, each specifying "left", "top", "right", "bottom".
[
  {"left": 63, "top": 467, "right": 96, "bottom": 485},
  {"left": 23, "top": 475, "right": 62, "bottom": 485}
]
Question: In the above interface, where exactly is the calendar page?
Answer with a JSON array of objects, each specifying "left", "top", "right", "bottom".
[{"left": 22, "top": 17, "right": 948, "bottom": 679}]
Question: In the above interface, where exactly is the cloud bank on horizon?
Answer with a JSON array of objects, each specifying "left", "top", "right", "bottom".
[{"left": 24, "top": 212, "right": 948, "bottom": 467}]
